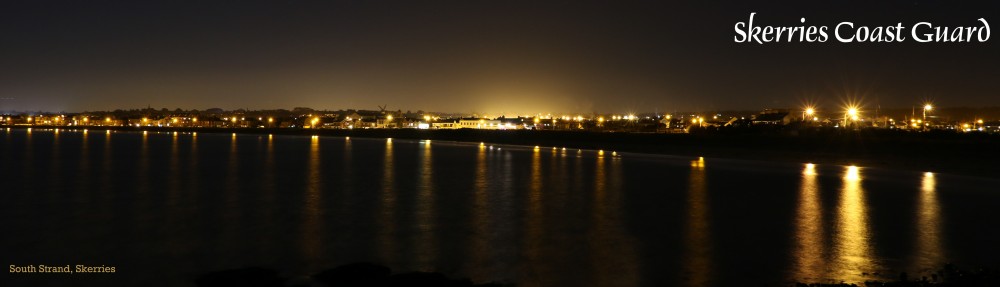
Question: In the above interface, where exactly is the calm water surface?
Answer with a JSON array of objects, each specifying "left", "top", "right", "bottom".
[{"left": 2, "top": 128, "right": 999, "bottom": 286}]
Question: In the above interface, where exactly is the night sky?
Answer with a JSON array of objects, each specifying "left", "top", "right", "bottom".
[{"left": 1, "top": 0, "right": 998, "bottom": 114}]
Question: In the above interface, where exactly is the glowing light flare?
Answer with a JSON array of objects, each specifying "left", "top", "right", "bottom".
[
  {"left": 846, "top": 108, "right": 858, "bottom": 117},
  {"left": 924, "top": 104, "right": 933, "bottom": 111},
  {"left": 805, "top": 107, "right": 815, "bottom": 116},
  {"left": 845, "top": 165, "right": 861, "bottom": 181},
  {"left": 804, "top": 163, "right": 817, "bottom": 176},
  {"left": 690, "top": 157, "right": 705, "bottom": 168}
]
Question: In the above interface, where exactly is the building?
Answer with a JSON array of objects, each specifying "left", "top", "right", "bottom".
[
  {"left": 431, "top": 119, "right": 461, "bottom": 129},
  {"left": 751, "top": 110, "right": 793, "bottom": 125}
]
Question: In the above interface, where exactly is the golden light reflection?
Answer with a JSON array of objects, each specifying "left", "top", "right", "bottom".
[
  {"left": 377, "top": 137, "right": 397, "bottom": 264},
  {"left": 912, "top": 172, "right": 943, "bottom": 273},
  {"left": 791, "top": 163, "right": 825, "bottom": 282},
  {"left": 220, "top": 126, "right": 241, "bottom": 255},
  {"left": 525, "top": 140, "right": 544, "bottom": 277},
  {"left": 683, "top": 156, "right": 710, "bottom": 286},
  {"left": 167, "top": 127, "right": 181, "bottom": 211},
  {"left": 302, "top": 135, "right": 322, "bottom": 265},
  {"left": 134, "top": 124, "right": 151, "bottom": 226},
  {"left": 469, "top": 138, "right": 490, "bottom": 279},
  {"left": 188, "top": 127, "right": 199, "bottom": 197},
  {"left": 588, "top": 148, "right": 639, "bottom": 286},
  {"left": 77, "top": 126, "right": 90, "bottom": 194},
  {"left": 414, "top": 136, "right": 437, "bottom": 268},
  {"left": 832, "top": 165, "right": 875, "bottom": 282}
]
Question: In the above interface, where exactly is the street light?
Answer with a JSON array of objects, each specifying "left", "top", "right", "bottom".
[
  {"left": 845, "top": 107, "right": 858, "bottom": 127},
  {"left": 922, "top": 104, "right": 933, "bottom": 130}
]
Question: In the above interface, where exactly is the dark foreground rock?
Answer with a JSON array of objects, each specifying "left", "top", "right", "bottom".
[
  {"left": 798, "top": 264, "right": 1000, "bottom": 287},
  {"left": 195, "top": 267, "right": 285, "bottom": 287},
  {"left": 196, "top": 263, "right": 510, "bottom": 287}
]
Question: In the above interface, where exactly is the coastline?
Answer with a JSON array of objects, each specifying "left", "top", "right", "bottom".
[{"left": 7, "top": 125, "right": 999, "bottom": 178}]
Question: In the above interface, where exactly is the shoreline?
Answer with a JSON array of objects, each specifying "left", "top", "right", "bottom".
[{"left": 7, "top": 125, "right": 999, "bottom": 178}]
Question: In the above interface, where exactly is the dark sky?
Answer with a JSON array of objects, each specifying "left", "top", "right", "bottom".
[{"left": 1, "top": 0, "right": 998, "bottom": 114}]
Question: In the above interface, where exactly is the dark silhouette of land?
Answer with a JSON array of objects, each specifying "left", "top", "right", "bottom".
[
  {"left": 194, "top": 262, "right": 998, "bottom": 287},
  {"left": 13, "top": 125, "right": 999, "bottom": 177},
  {"left": 196, "top": 262, "right": 507, "bottom": 287}
]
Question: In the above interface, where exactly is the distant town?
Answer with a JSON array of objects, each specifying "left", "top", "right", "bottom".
[{"left": 2, "top": 104, "right": 999, "bottom": 133}]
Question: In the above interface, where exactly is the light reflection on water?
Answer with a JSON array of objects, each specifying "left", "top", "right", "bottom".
[
  {"left": 589, "top": 150, "right": 638, "bottom": 286},
  {"left": 832, "top": 166, "right": 875, "bottom": 281},
  {"left": 302, "top": 135, "right": 322, "bottom": 268},
  {"left": 377, "top": 138, "right": 397, "bottom": 265},
  {"left": 1, "top": 129, "right": 995, "bottom": 287},
  {"left": 683, "top": 157, "right": 711, "bottom": 287},
  {"left": 468, "top": 141, "right": 491, "bottom": 280},
  {"left": 414, "top": 140, "right": 436, "bottom": 269},
  {"left": 791, "top": 163, "right": 825, "bottom": 282},
  {"left": 913, "top": 172, "right": 943, "bottom": 272},
  {"left": 524, "top": 145, "right": 545, "bottom": 285}
]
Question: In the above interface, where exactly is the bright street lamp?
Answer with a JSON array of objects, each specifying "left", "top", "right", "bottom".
[{"left": 922, "top": 104, "right": 933, "bottom": 129}]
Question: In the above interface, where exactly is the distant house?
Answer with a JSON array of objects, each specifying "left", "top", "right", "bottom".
[
  {"left": 432, "top": 119, "right": 460, "bottom": 129},
  {"left": 751, "top": 111, "right": 793, "bottom": 125},
  {"left": 458, "top": 118, "right": 502, "bottom": 129},
  {"left": 357, "top": 118, "right": 378, "bottom": 129}
]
